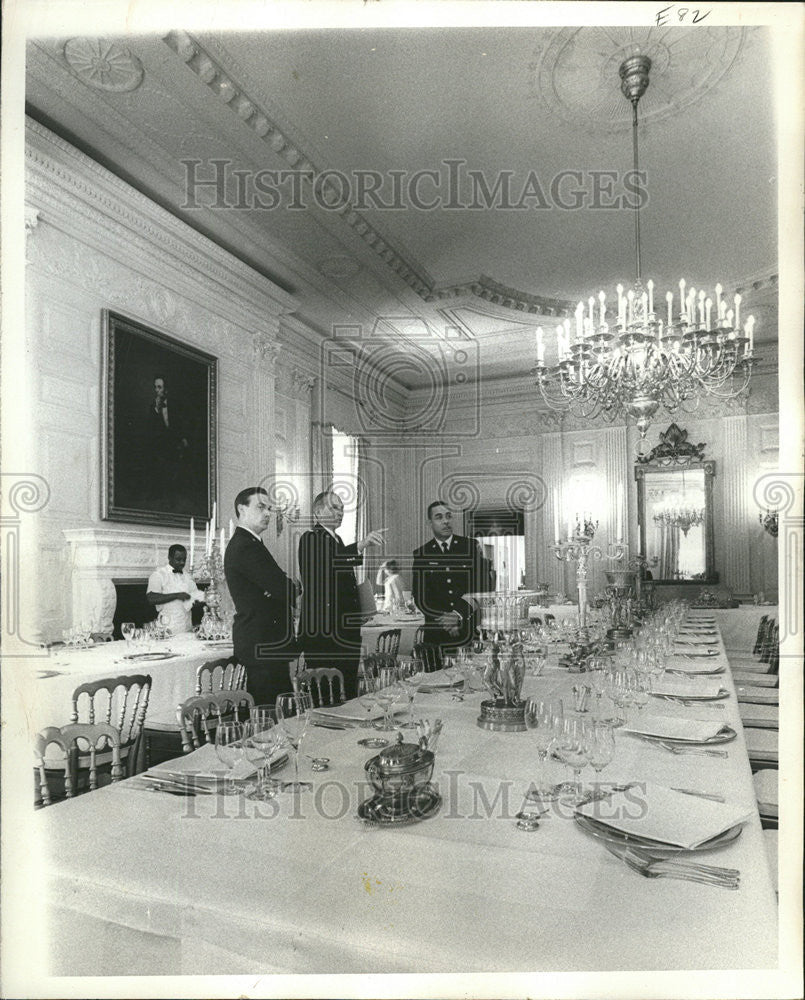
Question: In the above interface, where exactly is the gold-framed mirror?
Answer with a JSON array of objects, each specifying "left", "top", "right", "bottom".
[{"left": 634, "top": 424, "right": 716, "bottom": 584}]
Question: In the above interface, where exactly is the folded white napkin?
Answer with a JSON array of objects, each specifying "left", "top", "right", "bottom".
[
  {"left": 651, "top": 679, "right": 726, "bottom": 699},
  {"left": 148, "top": 741, "right": 283, "bottom": 781},
  {"left": 666, "top": 657, "right": 724, "bottom": 673},
  {"left": 675, "top": 638, "right": 718, "bottom": 646},
  {"left": 625, "top": 715, "right": 727, "bottom": 743},
  {"left": 312, "top": 703, "right": 384, "bottom": 722},
  {"left": 576, "top": 781, "right": 752, "bottom": 849},
  {"left": 419, "top": 669, "right": 463, "bottom": 691}
]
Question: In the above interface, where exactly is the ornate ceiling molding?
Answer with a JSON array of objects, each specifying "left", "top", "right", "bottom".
[
  {"left": 62, "top": 38, "right": 145, "bottom": 93},
  {"left": 529, "top": 26, "right": 747, "bottom": 135},
  {"left": 427, "top": 275, "right": 574, "bottom": 316}
]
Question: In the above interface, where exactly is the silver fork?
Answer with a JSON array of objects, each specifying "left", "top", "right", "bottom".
[
  {"left": 656, "top": 741, "right": 728, "bottom": 757},
  {"left": 628, "top": 846, "right": 740, "bottom": 879},
  {"left": 604, "top": 845, "right": 740, "bottom": 888}
]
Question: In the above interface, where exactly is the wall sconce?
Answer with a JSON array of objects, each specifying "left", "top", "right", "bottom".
[
  {"left": 758, "top": 508, "right": 778, "bottom": 537},
  {"left": 274, "top": 503, "right": 300, "bottom": 535}
]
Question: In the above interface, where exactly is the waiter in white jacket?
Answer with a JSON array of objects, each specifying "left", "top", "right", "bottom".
[{"left": 146, "top": 544, "right": 205, "bottom": 634}]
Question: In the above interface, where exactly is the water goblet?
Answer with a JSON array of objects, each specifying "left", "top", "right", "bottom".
[
  {"left": 215, "top": 721, "right": 247, "bottom": 795},
  {"left": 245, "top": 706, "right": 280, "bottom": 800},
  {"left": 399, "top": 659, "right": 425, "bottom": 728},
  {"left": 523, "top": 698, "right": 564, "bottom": 803},
  {"left": 275, "top": 690, "right": 313, "bottom": 792},
  {"left": 552, "top": 718, "right": 590, "bottom": 802},
  {"left": 585, "top": 722, "right": 615, "bottom": 781},
  {"left": 121, "top": 622, "right": 135, "bottom": 650},
  {"left": 357, "top": 671, "right": 379, "bottom": 727}
]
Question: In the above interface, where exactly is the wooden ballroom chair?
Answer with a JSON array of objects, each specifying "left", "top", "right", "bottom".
[
  {"left": 176, "top": 689, "right": 255, "bottom": 753},
  {"left": 34, "top": 723, "right": 122, "bottom": 806},
  {"left": 411, "top": 642, "right": 441, "bottom": 673},
  {"left": 735, "top": 684, "right": 779, "bottom": 706},
  {"left": 362, "top": 652, "right": 398, "bottom": 680},
  {"left": 753, "top": 769, "right": 778, "bottom": 828},
  {"left": 738, "top": 702, "right": 778, "bottom": 730},
  {"left": 414, "top": 626, "right": 426, "bottom": 646},
  {"left": 70, "top": 673, "right": 151, "bottom": 777},
  {"left": 195, "top": 656, "right": 247, "bottom": 695},
  {"left": 730, "top": 619, "right": 778, "bottom": 673},
  {"left": 376, "top": 629, "right": 401, "bottom": 657},
  {"left": 293, "top": 667, "right": 345, "bottom": 707}
]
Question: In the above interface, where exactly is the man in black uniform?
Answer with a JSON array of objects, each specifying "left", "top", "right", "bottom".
[
  {"left": 412, "top": 500, "right": 493, "bottom": 658},
  {"left": 224, "top": 486, "right": 297, "bottom": 705}
]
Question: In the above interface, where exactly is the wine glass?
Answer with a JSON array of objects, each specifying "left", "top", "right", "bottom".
[
  {"left": 585, "top": 722, "right": 616, "bottom": 782},
  {"left": 552, "top": 718, "right": 590, "bottom": 802},
  {"left": 398, "top": 659, "right": 425, "bottom": 728},
  {"left": 121, "top": 622, "right": 135, "bottom": 650},
  {"left": 215, "top": 721, "right": 246, "bottom": 795},
  {"left": 373, "top": 665, "right": 400, "bottom": 731},
  {"left": 523, "top": 698, "right": 563, "bottom": 802},
  {"left": 245, "top": 706, "right": 280, "bottom": 800},
  {"left": 357, "top": 671, "right": 378, "bottom": 728},
  {"left": 275, "top": 691, "right": 312, "bottom": 792},
  {"left": 630, "top": 670, "right": 650, "bottom": 714}
]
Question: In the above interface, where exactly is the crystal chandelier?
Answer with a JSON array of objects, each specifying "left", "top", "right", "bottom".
[
  {"left": 534, "top": 55, "right": 756, "bottom": 438},
  {"left": 653, "top": 501, "right": 705, "bottom": 537}
]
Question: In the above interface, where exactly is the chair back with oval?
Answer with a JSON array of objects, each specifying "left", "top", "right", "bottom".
[
  {"left": 176, "top": 689, "right": 255, "bottom": 753},
  {"left": 293, "top": 667, "right": 345, "bottom": 707},
  {"left": 34, "top": 722, "right": 122, "bottom": 806},
  {"left": 376, "top": 629, "right": 401, "bottom": 657},
  {"left": 195, "top": 656, "right": 247, "bottom": 695},
  {"left": 70, "top": 674, "right": 151, "bottom": 775}
]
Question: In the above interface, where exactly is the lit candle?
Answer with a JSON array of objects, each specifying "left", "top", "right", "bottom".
[
  {"left": 598, "top": 290, "right": 606, "bottom": 327},
  {"left": 734, "top": 293, "right": 741, "bottom": 331},
  {"left": 698, "top": 290, "right": 706, "bottom": 327},
  {"left": 746, "top": 315, "right": 755, "bottom": 353},
  {"left": 641, "top": 291, "right": 648, "bottom": 319},
  {"left": 719, "top": 298, "right": 727, "bottom": 323},
  {"left": 211, "top": 501, "right": 217, "bottom": 532},
  {"left": 687, "top": 288, "right": 696, "bottom": 324},
  {"left": 705, "top": 297, "right": 712, "bottom": 331},
  {"left": 679, "top": 278, "right": 686, "bottom": 315},
  {"left": 616, "top": 484, "right": 624, "bottom": 542},
  {"left": 204, "top": 521, "right": 210, "bottom": 556},
  {"left": 666, "top": 290, "right": 673, "bottom": 326},
  {"left": 616, "top": 284, "right": 625, "bottom": 326},
  {"left": 553, "top": 489, "right": 560, "bottom": 545},
  {"left": 220, "top": 528, "right": 226, "bottom": 552},
  {"left": 575, "top": 302, "right": 584, "bottom": 341},
  {"left": 588, "top": 296, "right": 595, "bottom": 330},
  {"left": 726, "top": 308, "right": 733, "bottom": 328},
  {"left": 646, "top": 279, "right": 654, "bottom": 316},
  {"left": 627, "top": 289, "right": 635, "bottom": 325},
  {"left": 714, "top": 284, "right": 722, "bottom": 319}
]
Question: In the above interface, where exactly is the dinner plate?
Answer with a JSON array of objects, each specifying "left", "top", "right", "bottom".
[
  {"left": 150, "top": 754, "right": 289, "bottom": 786},
  {"left": 651, "top": 688, "right": 730, "bottom": 702},
  {"left": 634, "top": 725, "right": 737, "bottom": 747},
  {"left": 675, "top": 638, "right": 718, "bottom": 646},
  {"left": 574, "top": 813, "right": 744, "bottom": 854},
  {"left": 357, "top": 784, "right": 441, "bottom": 825},
  {"left": 667, "top": 664, "right": 726, "bottom": 676},
  {"left": 123, "top": 651, "right": 178, "bottom": 661}
]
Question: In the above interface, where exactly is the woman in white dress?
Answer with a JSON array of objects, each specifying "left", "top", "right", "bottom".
[{"left": 375, "top": 559, "right": 406, "bottom": 613}]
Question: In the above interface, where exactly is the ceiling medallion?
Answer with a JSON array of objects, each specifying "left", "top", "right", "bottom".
[
  {"left": 63, "top": 38, "right": 144, "bottom": 93},
  {"left": 531, "top": 26, "right": 745, "bottom": 133}
]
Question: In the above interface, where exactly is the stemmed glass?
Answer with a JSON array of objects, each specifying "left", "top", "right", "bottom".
[
  {"left": 373, "top": 666, "right": 400, "bottom": 731},
  {"left": 245, "top": 706, "right": 281, "bottom": 800},
  {"left": 398, "top": 658, "right": 425, "bottom": 728},
  {"left": 585, "top": 722, "right": 616, "bottom": 782},
  {"left": 121, "top": 622, "right": 135, "bottom": 650},
  {"left": 552, "top": 718, "right": 590, "bottom": 802},
  {"left": 523, "top": 698, "right": 563, "bottom": 802},
  {"left": 357, "top": 671, "right": 379, "bottom": 727},
  {"left": 215, "top": 721, "right": 247, "bottom": 795},
  {"left": 275, "top": 691, "right": 312, "bottom": 792}
]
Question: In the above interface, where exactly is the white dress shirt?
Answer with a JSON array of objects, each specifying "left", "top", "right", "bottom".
[{"left": 146, "top": 564, "right": 204, "bottom": 634}]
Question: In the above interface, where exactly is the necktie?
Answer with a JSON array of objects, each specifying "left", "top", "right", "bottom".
[{"left": 441, "top": 542, "right": 448, "bottom": 554}]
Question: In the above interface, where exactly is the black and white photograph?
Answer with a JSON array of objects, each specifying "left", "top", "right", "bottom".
[{"left": 1, "top": 2, "right": 802, "bottom": 998}]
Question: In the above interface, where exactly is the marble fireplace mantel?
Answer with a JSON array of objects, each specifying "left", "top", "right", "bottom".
[{"left": 63, "top": 526, "right": 189, "bottom": 633}]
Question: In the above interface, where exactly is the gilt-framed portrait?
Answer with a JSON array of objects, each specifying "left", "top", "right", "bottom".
[{"left": 101, "top": 310, "right": 217, "bottom": 527}]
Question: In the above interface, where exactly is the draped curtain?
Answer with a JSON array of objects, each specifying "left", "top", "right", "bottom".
[{"left": 310, "top": 422, "right": 334, "bottom": 499}]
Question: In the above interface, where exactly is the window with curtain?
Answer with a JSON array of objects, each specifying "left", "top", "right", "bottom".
[{"left": 331, "top": 427, "right": 359, "bottom": 546}]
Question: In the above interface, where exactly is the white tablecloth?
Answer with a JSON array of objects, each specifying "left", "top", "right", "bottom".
[
  {"left": 24, "top": 635, "right": 234, "bottom": 733},
  {"left": 33, "top": 622, "right": 777, "bottom": 977}
]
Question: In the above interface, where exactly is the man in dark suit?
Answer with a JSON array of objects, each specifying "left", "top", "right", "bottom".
[
  {"left": 224, "top": 486, "right": 297, "bottom": 706},
  {"left": 412, "top": 500, "right": 494, "bottom": 657},
  {"left": 298, "top": 490, "right": 385, "bottom": 699}
]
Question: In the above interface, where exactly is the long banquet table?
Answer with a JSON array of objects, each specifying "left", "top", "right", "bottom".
[{"left": 32, "top": 619, "right": 777, "bottom": 977}]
